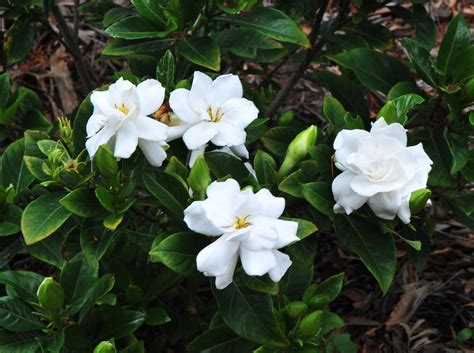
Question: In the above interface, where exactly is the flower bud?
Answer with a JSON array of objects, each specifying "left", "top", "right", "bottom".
[
  {"left": 294, "top": 310, "right": 323, "bottom": 339},
  {"left": 95, "top": 145, "right": 118, "bottom": 178},
  {"left": 283, "top": 301, "right": 308, "bottom": 319},
  {"left": 93, "top": 341, "right": 116, "bottom": 353},
  {"left": 37, "top": 277, "right": 64, "bottom": 313},
  {"left": 409, "top": 188, "right": 432, "bottom": 214},
  {"left": 278, "top": 125, "right": 317, "bottom": 179}
]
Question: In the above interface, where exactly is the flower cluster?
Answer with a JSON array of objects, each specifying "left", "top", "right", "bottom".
[
  {"left": 84, "top": 73, "right": 433, "bottom": 289},
  {"left": 86, "top": 72, "right": 259, "bottom": 168},
  {"left": 332, "top": 118, "right": 432, "bottom": 223}
]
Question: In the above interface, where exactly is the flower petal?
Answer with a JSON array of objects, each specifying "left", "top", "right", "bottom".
[
  {"left": 137, "top": 79, "right": 165, "bottom": 116},
  {"left": 168, "top": 123, "right": 191, "bottom": 142},
  {"left": 397, "top": 195, "right": 411, "bottom": 224},
  {"left": 138, "top": 139, "right": 167, "bottom": 167},
  {"left": 207, "top": 74, "right": 243, "bottom": 107},
  {"left": 371, "top": 118, "right": 407, "bottom": 147},
  {"left": 169, "top": 88, "right": 201, "bottom": 124},
  {"left": 206, "top": 178, "right": 241, "bottom": 200},
  {"left": 135, "top": 115, "right": 168, "bottom": 141},
  {"left": 188, "top": 145, "right": 207, "bottom": 167},
  {"left": 268, "top": 250, "right": 292, "bottom": 282},
  {"left": 211, "top": 120, "right": 246, "bottom": 147},
  {"left": 184, "top": 201, "right": 224, "bottom": 236},
  {"left": 196, "top": 233, "right": 240, "bottom": 277},
  {"left": 250, "top": 216, "right": 299, "bottom": 249},
  {"left": 220, "top": 98, "right": 259, "bottom": 128},
  {"left": 254, "top": 189, "right": 285, "bottom": 218},
  {"left": 86, "top": 114, "right": 107, "bottom": 137},
  {"left": 85, "top": 125, "right": 116, "bottom": 158},
  {"left": 367, "top": 191, "right": 402, "bottom": 221},
  {"left": 90, "top": 90, "right": 115, "bottom": 117},
  {"left": 333, "top": 129, "right": 370, "bottom": 172},
  {"left": 240, "top": 248, "right": 276, "bottom": 276},
  {"left": 183, "top": 121, "right": 218, "bottom": 150},
  {"left": 332, "top": 171, "right": 368, "bottom": 214},
  {"left": 230, "top": 144, "right": 249, "bottom": 159},
  {"left": 215, "top": 252, "right": 238, "bottom": 289},
  {"left": 189, "top": 71, "right": 213, "bottom": 114},
  {"left": 114, "top": 121, "right": 138, "bottom": 159}
]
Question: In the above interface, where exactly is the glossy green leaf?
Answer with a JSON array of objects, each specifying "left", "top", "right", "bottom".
[
  {"left": 60, "top": 188, "right": 105, "bottom": 218},
  {"left": 21, "top": 192, "right": 72, "bottom": 245},
  {"left": 157, "top": 50, "right": 175, "bottom": 92},
  {"left": 177, "top": 37, "right": 221, "bottom": 71},
  {"left": 188, "top": 156, "right": 211, "bottom": 199},
  {"left": 0, "top": 73, "right": 9, "bottom": 110},
  {"left": 145, "top": 307, "right": 171, "bottom": 326},
  {"left": 0, "top": 297, "right": 43, "bottom": 331},
  {"left": 401, "top": 38, "right": 437, "bottom": 87},
  {"left": 4, "top": 18, "right": 35, "bottom": 64},
  {"left": 106, "top": 15, "right": 169, "bottom": 39},
  {"left": 254, "top": 150, "right": 276, "bottom": 187},
  {"left": 1, "top": 138, "right": 34, "bottom": 194},
  {"left": 80, "top": 221, "right": 115, "bottom": 270},
  {"left": 302, "top": 182, "right": 334, "bottom": 217},
  {"left": 131, "top": 0, "right": 167, "bottom": 25},
  {"left": 97, "top": 306, "right": 145, "bottom": 340},
  {"left": 0, "top": 271, "right": 43, "bottom": 302},
  {"left": 188, "top": 324, "right": 257, "bottom": 353},
  {"left": 322, "top": 96, "right": 347, "bottom": 134}
]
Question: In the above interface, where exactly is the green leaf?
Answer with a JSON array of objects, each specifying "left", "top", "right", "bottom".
[
  {"left": 131, "top": 0, "right": 167, "bottom": 25},
  {"left": 216, "top": 8, "right": 310, "bottom": 48},
  {"left": 334, "top": 215, "right": 396, "bottom": 294},
  {"left": 60, "top": 188, "right": 105, "bottom": 218},
  {"left": 413, "top": 4, "right": 437, "bottom": 50},
  {"left": 78, "top": 274, "right": 115, "bottom": 323},
  {"left": 302, "top": 182, "right": 334, "bottom": 217},
  {"left": 212, "top": 28, "right": 282, "bottom": 50},
  {"left": 342, "top": 20, "right": 393, "bottom": 49},
  {"left": 444, "top": 129, "right": 468, "bottom": 175},
  {"left": 387, "top": 81, "right": 419, "bottom": 100},
  {"left": 102, "top": 38, "right": 174, "bottom": 56},
  {"left": 145, "top": 306, "right": 171, "bottom": 326},
  {"left": 0, "top": 73, "right": 10, "bottom": 110},
  {"left": 4, "top": 18, "right": 35, "bottom": 64},
  {"left": 329, "top": 48, "right": 413, "bottom": 93},
  {"left": 188, "top": 156, "right": 211, "bottom": 199},
  {"left": 142, "top": 171, "right": 188, "bottom": 220},
  {"left": 254, "top": 150, "right": 276, "bottom": 187},
  {"left": 327, "top": 333, "right": 356, "bottom": 353},
  {"left": 437, "top": 14, "right": 470, "bottom": 79},
  {"left": 320, "top": 311, "right": 345, "bottom": 335},
  {"left": 106, "top": 15, "right": 169, "bottom": 39},
  {"left": 0, "top": 297, "right": 43, "bottom": 331},
  {"left": 377, "top": 93, "right": 425, "bottom": 125},
  {"left": 157, "top": 50, "right": 175, "bottom": 91},
  {"left": 1, "top": 138, "right": 34, "bottom": 194},
  {"left": 261, "top": 127, "right": 299, "bottom": 157},
  {"left": 97, "top": 306, "right": 145, "bottom": 340},
  {"left": 188, "top": 324, "right": 257, "bottom": 353},
  {"left": 26, "top": 230, "right": 66, "bottom": 269},
  {"left": 451, "top": 46, "right": 474, "bottom": 83},
  {"left": 401, "top": 38, "right": 437, "bottom": 87},
  {"left": 21, "top": 192, "right": 72, "bottom": 245},
  {"left": 312, "top": 273, "right": 344, "bottom": 304},
  {"left": 80, "top": 221, "right": 115, "bottom": 270},
  {"left": 205, "top": 152, "right": 256, "bottom": 185},
  {"left": 322, "top": 96, "right": 347, "bottom": 134},
  {"left": 103, "top": 213, "right": 123, "bottom": 231},
  {"left": 72, "top": 95, "right": 93, "bottom": 154},
  {"left": 213, "top": 277, "right": 289, "bottom": 348},
  {"left": 0, "top": 271, "right": 43, "bottom": 302},
  {"left": 177, "top": 37, "right": 221, "bottom": 71},
  {"left": 149, "top": 232, "right": 208, "bottom": 276}
]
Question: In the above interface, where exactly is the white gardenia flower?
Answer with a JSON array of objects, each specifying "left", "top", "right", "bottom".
[
  {"left": 86, "top": 78, "right": 169, "bottom": 167},
  {"left": 332, "top": 118, "right": 432, "bottom": 223},
  {"left": 184, "top": 179, "right": 299, "bottom": 289},
  {"left": 169, "top": 72, "right": 259, "bottom": 166}
]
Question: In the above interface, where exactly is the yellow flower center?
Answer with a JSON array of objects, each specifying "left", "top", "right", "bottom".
[
  {"left": 207, "top": 106, "right": 224, "bottom": 122},
  {"left": 115, "top": 103, "right": 129, "bottom": 115},
  {"left": 235, "top": 216, "right": 251, "bottom": 229}
]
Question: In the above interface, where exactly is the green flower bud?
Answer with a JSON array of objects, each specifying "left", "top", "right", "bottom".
[
  {"left": 37, "top": 277, "right": 64, "bottom": 313},
  {"left": 93, "top": 341, "right": 116, "bottom": 353},
  {"left": 58, "top": 116, "right": 73, "bottom": 150},
  {"left": 294, "top": 310, "right": 323, "bottom": 339},
  {"left": 95, "top": 145, "right": 118, "bottom": 178},
  {"left": 409, "top": 188, "right": 432, "bottom": 214},
  {"left": 278, "top": 125, "right": 317, "bottom": 179},
  {"left": 277, "top": 111, "right": 295, "bottom": 126},
  {"left": 283, "top": 301, "right": 308, "bottom": 319}
]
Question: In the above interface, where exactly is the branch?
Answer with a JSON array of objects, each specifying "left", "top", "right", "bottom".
[
  {"left": 51, "top": 2, "right": 95, "bottom": 93},
  {"left": 265, "top": 0, "right": 350, "bottom": 117}
]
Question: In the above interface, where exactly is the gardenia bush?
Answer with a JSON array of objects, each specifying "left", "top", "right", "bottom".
[{"left": 0, "top": 1, "right": 472, "bottom": 352}]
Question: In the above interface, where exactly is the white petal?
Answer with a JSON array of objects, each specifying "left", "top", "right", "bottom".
[
  {"left": 207, "top": 74, "right": 243, "bottom": 107},
  {"left": 333, "top": 129, "right": 370, "bottom": 172},
  {"left": 196, "top": 233, "right": 240, "bottom": 277},
  {"left": 331, "top": 171, "right": 368, "bottom": 214},
  {"left": 168, "top": 123, "right": 191, "bottom": 142},
  {"left": 350, "top": 172, "right": 407, "bottom": 197},
  {"left": 241, "top": 224, "right": 278, "bottom": 251},
  {"left": 189, "top": 71, "right": 213, "bottom": 113},
  {"left": 215, "top": 252, "right": 238, "bottom": 289},
  {"left": 367, "top": 191, "right": 402, "bottom": 221},
  {"left": 250, "top": 216, "right": 299, "bottom": 248},
  {"left": 183, "top": 121, "right": 218, "bottom": 150},
  {"left": 85, "top": 126, "right": 116, "bottom": 158},
  {"left": 86, "top": 114, "right": 107, "bottom": 137},
  {"left": 230, "top": 144, "right": 249, "bottom": 159},
  {"left": 206, "top": 178, "right": 241, "bottom": 200},
  {"left": 254, "top": 189, "right": 285, "bottom": 218},
  {"left": 90, "top": 90, "right": 115, "bottom": 117},
  {"left": 220, "top": 98, "right": 259, "bottom": 128},
  {"left": 114, "top": 122, "right": 138, "bottom": 159},
  {"left": 240, "top": 248, "right": 276, "bottom": 276},
  {"left": 169, "top": 88, "right": 201, "bottom": 124},
  {"left": 371, "top": 118, "right": 407, "bottom": 147},
  {"left": 268, "top": 250, "right": 292, "bottom": 282},
  {"left": 137, "top": 79, "right": 165, "bottom": 115},
  {"left": 211, "top": 120, "right": 246, "bottom": 147},
  {"left": 134, "top": 115, "right": 168, "bottom": 141},
  {"left": 138, "top": 139, "right": 167, "bottom": 167},
  {"left": 397, "top": 195, "right": 411, "bottom": 224},
  {"left": 188, "top": 145, "right": 207, "bottom": 167},
  {"left": 184, "top": 201, "right": 224, "bottom": 236}
]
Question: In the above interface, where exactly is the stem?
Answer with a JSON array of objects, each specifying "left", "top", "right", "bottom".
[
  {"left": 51, "top": 1, "right": 95, "bottom": 93},
  {"left": 265, "top": 0, "right": 350, "bottom": 117}
]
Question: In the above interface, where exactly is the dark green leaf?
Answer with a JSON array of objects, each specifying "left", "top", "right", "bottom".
[
  {"left": 0, "top": 271, "right": 43, "bottom": 302},
  {"left": 188, "top": 324, "right": 257, "bottom": 353},
  {"left": 157, "top": 50, "right": 175, "bottom": 91},
  {"left": 80, "top": 221, "right": 115, "bottom": 270},
  {"left": 4, "top": 18, "right": 35, "bottom": 64},
  {"left": 106, "top": 15, "right": 169, "bottom": 39},
  {"left": 97, "top": 306, "right": 145, "bottom": 340},
  {"left": 0, "top": 297, "right": 43, "bottom": 331},
  {"left": 177, "top": 37, "right": 221, "bottom": 71},
  {"left": 254, "top": 150, "right": 276, "bottom": 187},
  {"left": 1, "top": 138, "right": 34, "bottom": 194},
  {"left": 60, "top": 188, "right": 105, "bottom": 218},
  {"left": 401, "top": 38, "right": 437, "bottom": 87},
  {"left": 302, "top": 182, "right": 334, "bottom": 217}
]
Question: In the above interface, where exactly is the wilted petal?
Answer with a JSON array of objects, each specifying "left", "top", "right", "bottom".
[
  {"left": 183, "top": 121, "right": 218, "bottom": 150},
  {"left": 220, "top": 98, "right": 259, "bottom": 128},
  {"left": 135, "top": 115, "right": 168, "bottom": 141},
  {"left": 137, "top": 79, "right": 165, "bottom": 115},
  {"left": 196, "top": 233, "right": 240, "bottom": 277},
  {"left": 332, "top": 171, "right": 367, "bottom": 214},
  {"left": 268, "top": 250, "right": 292, "bottom": 282},
  {"left": 138, "top": 139, "right": 167, "bottom": 167},
  {"left": 240, "top": 248, "right": 276, "bottom": 276},
  {"left": 114, "top": 121, "right": 138, "bottom": 158}
]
